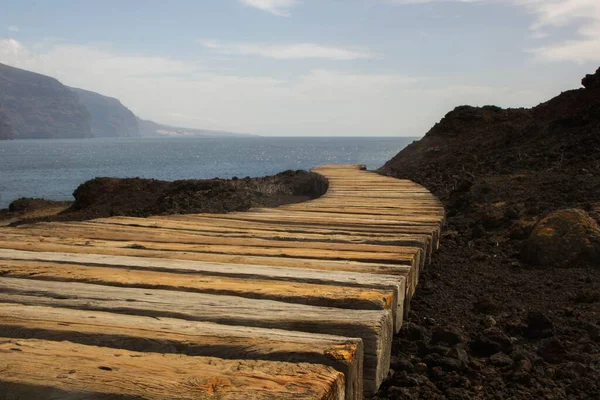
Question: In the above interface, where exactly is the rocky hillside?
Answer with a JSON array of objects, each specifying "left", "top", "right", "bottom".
[
  {"left": 374, "top": 68, "right": 600, "bottom": 399},
  {"left": 0, "top": 107, "right": 12, "bottom": 140},
  {"left": 71, "top": 87, "right": 139, "bottom": 138},
  {"left": 0, "top": 63, "right": 92, "bottom": 139}
]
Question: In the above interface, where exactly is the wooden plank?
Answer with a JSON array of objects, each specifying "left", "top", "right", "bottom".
[
  {"left": 0, "top": 259, "right": 396, "bottom": 322},
  {"left": 0, "top": 249, "right": 406, "bottom": 332},
  {"left": 0, "top": 238, "right": 418, "bottom": 307},
  {"left": 0, "top": 303, "right": 363, "bottom": 399},
  {"left": 0, "top": 277, "right": 393, "bottom": 392},
  {"left": 0, "top": 238, "right": 414, "bottom": 278},
  {"left": 87, "top": 217, "right": 434, "bottom": 263},
  {"left": 0, "top": 337, "right": 345, "bottom": 400},
  {"left": 90, "top": 217, "right": 432, "bottom": 253},
  {"left": 12, "top": 222, "right": 420, "bottom": 255},
  {"left": 0, "top": 230, "right": 419, "bottom": 267}
]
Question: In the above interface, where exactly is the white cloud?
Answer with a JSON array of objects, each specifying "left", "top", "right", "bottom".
[
  {"left": 200, "top": 40, "right": 376, "bottom": 60},
  {"left": 514, "top": 0, "right": 600, "bottom": 62},
  {"left": 385, "top": 0, "right": 600, "bottom": 62},
  {"left": 7, "top": 26, "right": 19, "bottom": 32},
  {"left": 239, "top": 0, "right": 299, "bottom": 16}
]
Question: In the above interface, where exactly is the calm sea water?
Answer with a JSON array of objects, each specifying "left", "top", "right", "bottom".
[{"left": 0, "top": 136, "right": 415, "bottom": 208}]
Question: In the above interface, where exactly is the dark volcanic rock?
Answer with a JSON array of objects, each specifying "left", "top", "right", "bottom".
[
  {"left": 582, "top": 67, "right": 600, "bottom": 89},
  {"left": 10, "top": 170, "right": 329, "bottom": 225},
  {"left": 71, "top": 87, "right": 140, "bottom": 138},
  {"left": 0, "top": 62, "right": 92, "bottom": 139},
  {"left": 372, "top": 67, "right": 600, "bottom": 399},
  {"left": 522, "top": 208, "right": 600, "bottom": 268}
]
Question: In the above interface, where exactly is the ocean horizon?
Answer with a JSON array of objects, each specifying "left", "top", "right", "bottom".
[{"left": 0, "top": 136, "right": 416, "bottom": 208}]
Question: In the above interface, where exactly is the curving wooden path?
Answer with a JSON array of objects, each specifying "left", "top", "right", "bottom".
[{"left": 0, "top": 164, "right": 444, "bottom": 400}]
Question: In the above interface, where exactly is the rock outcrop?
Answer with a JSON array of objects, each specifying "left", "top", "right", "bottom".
[
  {"left": 71, "top": 87, "right": 140, "bottom": 138},
  {"left": 582, "top": 67, "right": 600, "bottom": 89},
  {"left": 0, "top": 63, "right": 92, "bottom": 139}
]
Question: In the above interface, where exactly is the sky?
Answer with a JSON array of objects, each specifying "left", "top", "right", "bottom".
[{"left": 0, "top": 0, "right": 599, "bottom": 137}]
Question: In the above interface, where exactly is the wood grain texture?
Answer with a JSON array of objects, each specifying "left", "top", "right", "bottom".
[
  {"left": 0, "top": 249, "right": 406, "bottom": 332},
  {"left": 0, "top": 303, "right": 363, "bottom": 399},
  {"left": 0, "top": 337, "right": 346, "bottom": 400},
  {"left": 0, "top": 277, "right": 393, "bottom": 393}
]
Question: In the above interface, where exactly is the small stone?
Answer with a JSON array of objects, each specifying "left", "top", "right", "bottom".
[
  {"left": 387, "top": 386, "right": 413, "bottom": 398},
  {"left": 525, "top": 311, "right": 554, "bottom": 338},
  {"left": 484, "top": 316, "right": 497, "bottom": 328},
  {"left": 538, "top": 338, "right": 566, "bottom": 363},
  {"left": 489, "top": 352, "right": 514, "bottom": 367},
  {"left": 469, "top": 328, "right": 512, "bottom": 356},
  {"left": 402, "top": 322, "right": 427, "bottom": 341},
  {"left": 431, "top": 327, "right": 464, "bottom": 346},
  {"left": 512, "top": 358, "right": 533, "bottom": 382},
  {"left": 391, "top": 358, "right": 415, "bottom": 373},
  {"left": 448, "top": 345, "right": 469, "bottom": 368},
  {"left": 415, "top": 362, "right": 428, "bottom": 374},
  {"left": 473, "top": 297, "right": 498, "bottom": 314}
]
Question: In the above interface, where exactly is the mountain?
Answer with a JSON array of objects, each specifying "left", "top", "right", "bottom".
[
  {"left": 137, "top": 118, "right": 253, "bottom": 138},
  {"left": 0, "top": 63, "right": 92, "bottom": 139},
  {"left": 0, "top": 62, "right": 253, "bottom": 140},
  {"left": 70, "top": 87, "right": 139, "bottom": 138},
  {"left": 0, "top": 107, "right": 12, "bottom": 140}
]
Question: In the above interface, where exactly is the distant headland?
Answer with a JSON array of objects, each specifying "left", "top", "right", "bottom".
[{"left": 0, "top": 62, "right": 253, "bottom": 140}]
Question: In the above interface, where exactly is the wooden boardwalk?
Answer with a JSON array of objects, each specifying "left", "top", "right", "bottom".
[{"left": 0, "top": 164, "right": 444, "bottom": 400}]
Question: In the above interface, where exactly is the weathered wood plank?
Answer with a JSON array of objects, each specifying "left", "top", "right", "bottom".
[
  {"left": 11, "top": 222, "right": 421, "bottom": 255},
  {"left": 0, "top": 303, "right": 363, "bottom": 399},
  {"left": 0, "top": 249, "right": 406, "bottom": 331},
  {"left": 0, "top": 259, "right": 395, "bottom": 318},
  {"left": 0, "top": 230, "right": 419, "bottom": 267},
  {"left": 0, "top": 239, "right": 414, "bottom": 278},
  {"left": 90, "top": 217, "right": 433, "bottom": 255},
  {"left": 0, "top": 337, "right": 346, "bottom": 400},
  {"left": 0, "top": 277, "right": 393, "bottom": 392}
]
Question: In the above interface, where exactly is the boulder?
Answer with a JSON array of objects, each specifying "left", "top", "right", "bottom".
[{"left": 522, "top": 209, "right": 600, "bottom": 267}]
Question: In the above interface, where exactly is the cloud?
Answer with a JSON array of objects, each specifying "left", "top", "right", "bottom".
[
  {"left": 7, "top": 26, "right": 19, "bottom": 32},
  {"left": 239, "top": 0, "right": 299, "bottom": 16},
  {"left": 200, "top": 40, "right": 376, "bottom": 60},
  {"left": 385, "top": 0, "right": 600, "bottom": 62},
  {"left": 513, "top": 0, "right": 600, "bottom": 62}
]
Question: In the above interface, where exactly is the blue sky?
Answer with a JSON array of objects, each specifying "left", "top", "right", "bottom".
[{"left": 0, "top": 0, "right": 599, "bottom": 136}]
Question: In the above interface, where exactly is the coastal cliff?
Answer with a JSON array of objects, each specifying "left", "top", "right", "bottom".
[
  {"left": 0, "top": 63, "right": 92, "bottom": 139},
  {"left": 0, "top": 107, "right": 12, "bottom": 139},
  {"left": 70, "top": 87, "right": 140, "bottom": 138},
  {"left": 0, "top": 62, "right": 253, "bottom": 140}
]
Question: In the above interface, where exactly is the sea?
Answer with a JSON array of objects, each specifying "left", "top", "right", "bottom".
[{"left": 0, "top": 136, "right": 415, "bottom": 209}]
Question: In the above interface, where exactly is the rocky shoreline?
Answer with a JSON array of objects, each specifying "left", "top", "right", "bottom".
[{"left": 2, "top": 170, "right": 328, "bottom": 226}]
